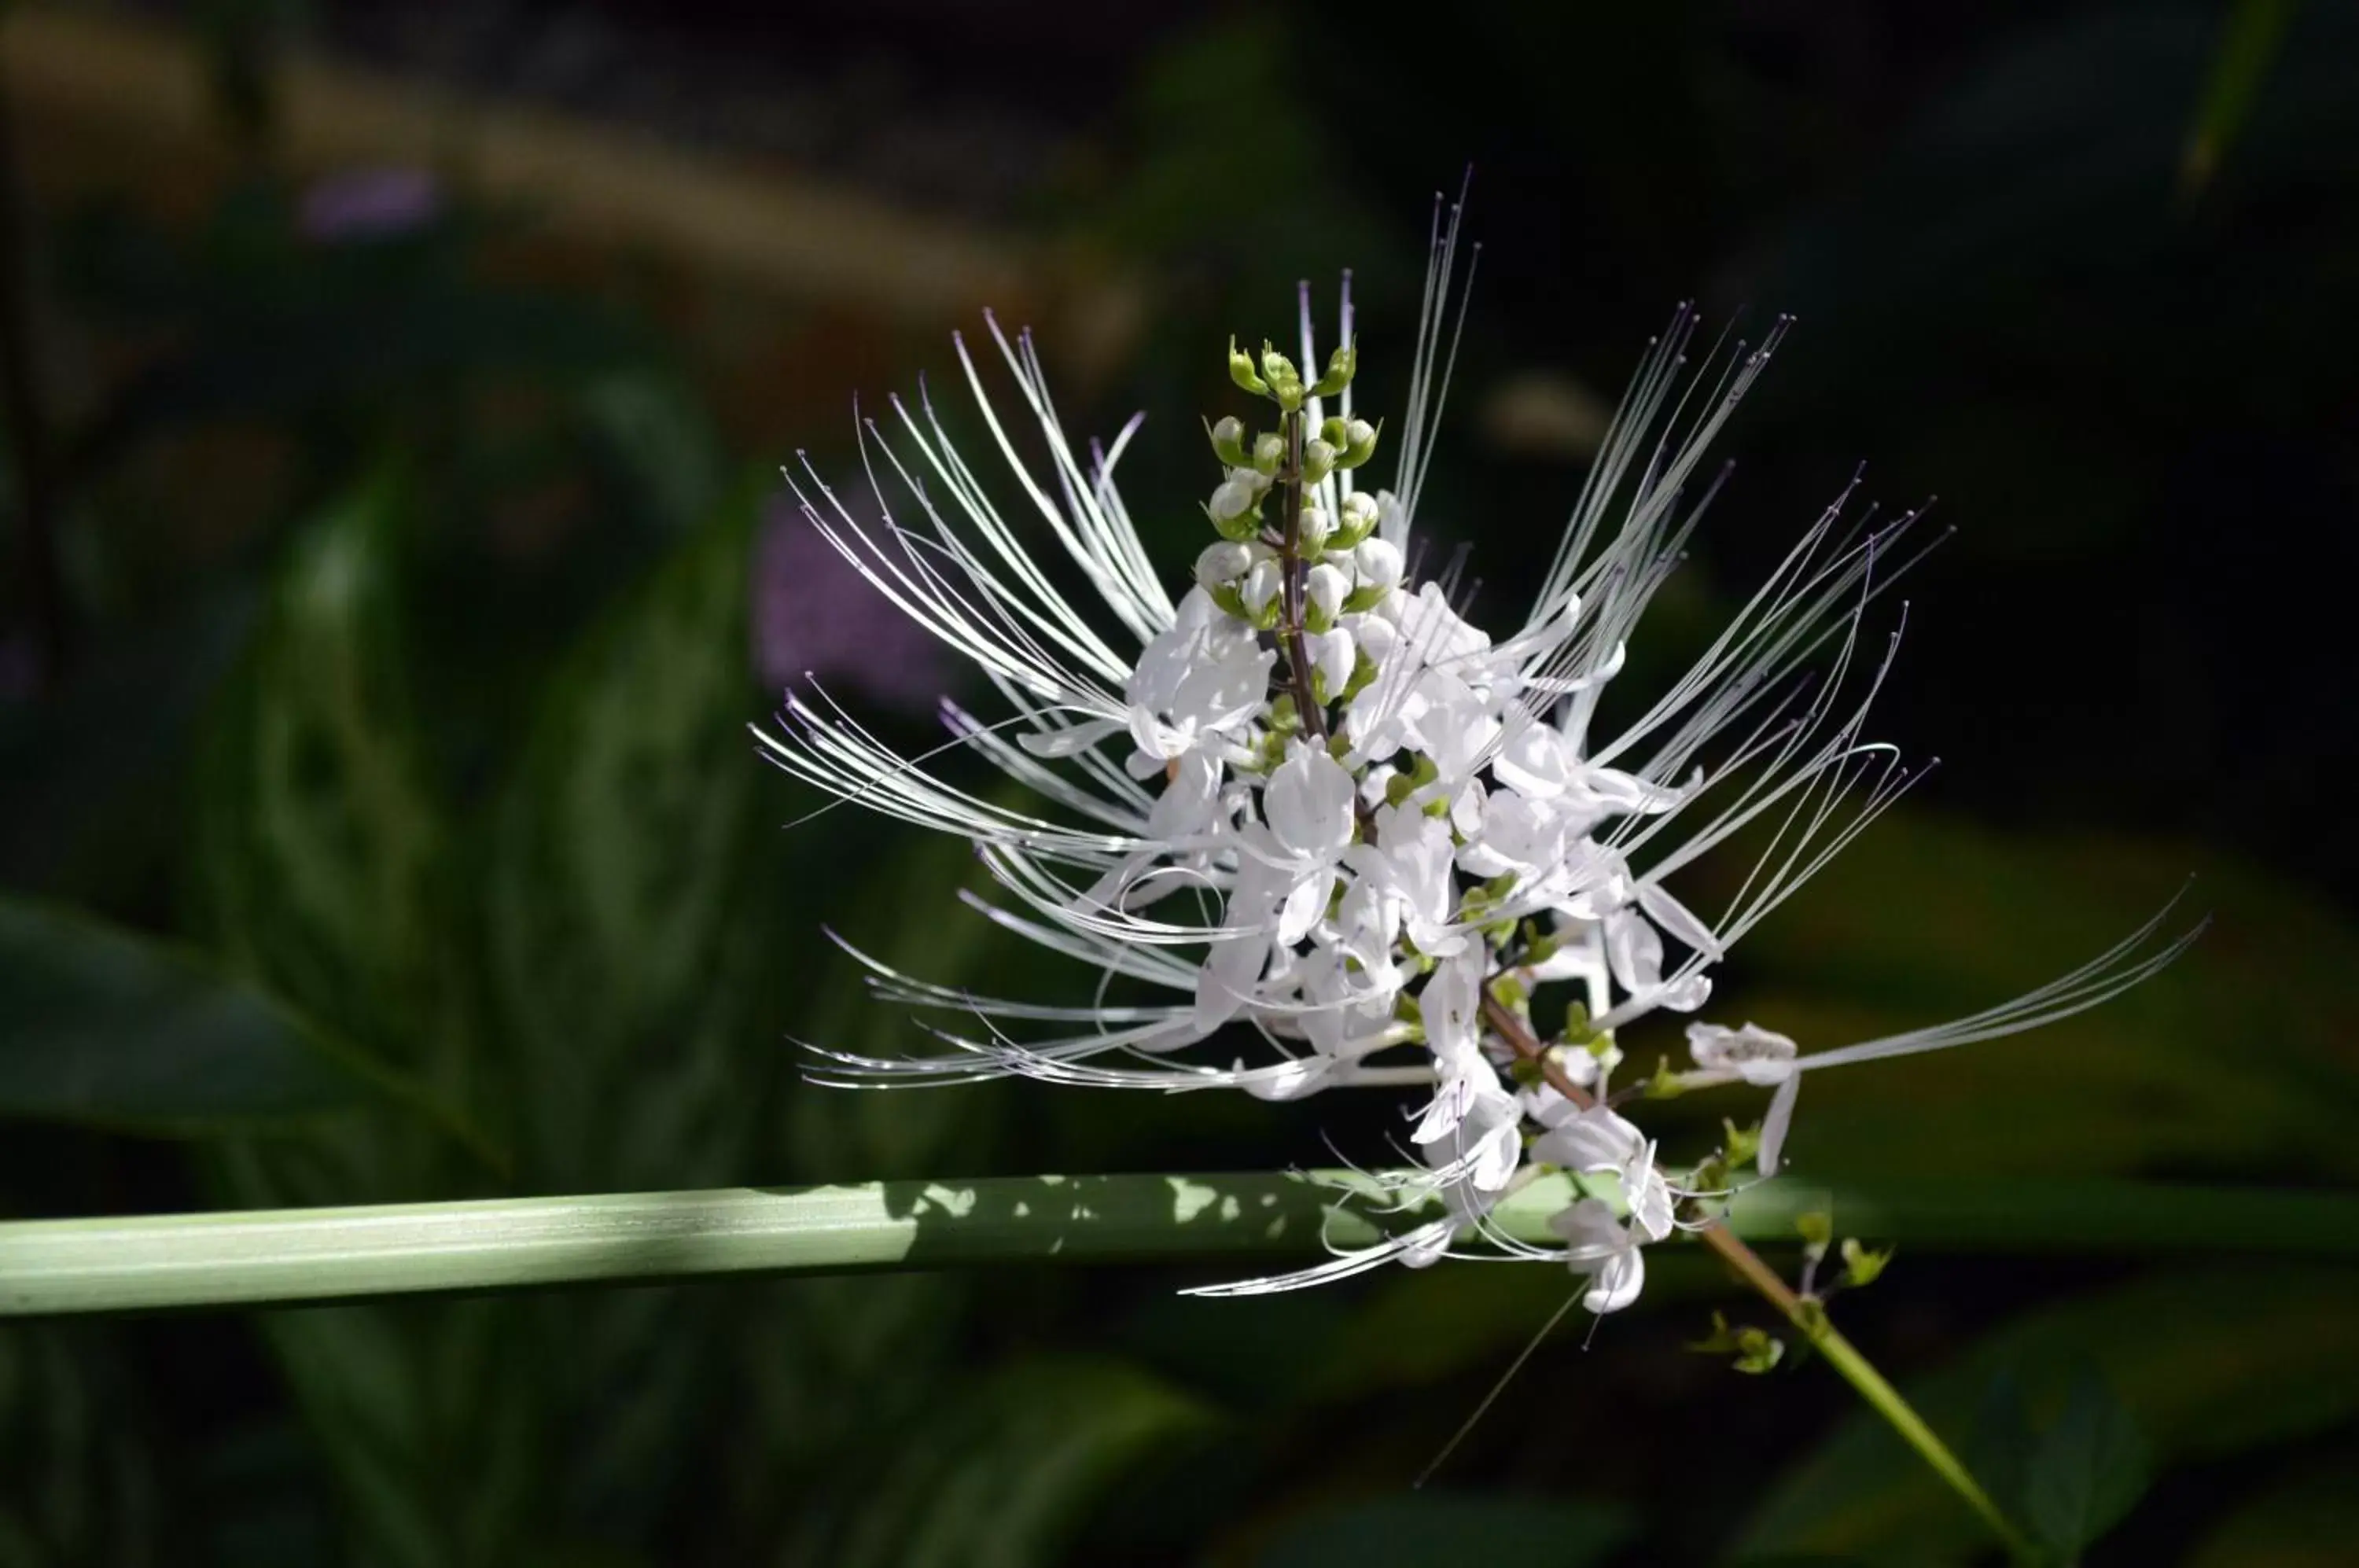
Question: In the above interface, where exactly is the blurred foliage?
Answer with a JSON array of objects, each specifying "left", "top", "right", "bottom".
[{"left": 1, "top": 2, "right": 2355, "bottom": 1564}]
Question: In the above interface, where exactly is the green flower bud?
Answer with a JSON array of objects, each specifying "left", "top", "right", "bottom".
[
  {"left": 1319, "top": 415, "right": 1352, "bottom": 451},
  {"left": 1259, "top": 342, "right": 1301, "bottom": 392},
  {"left": 1207, "top": 414, "right": 1246, "bottom": 466},
  {"left": 1228, "top": 337, "right": 1268, "bottom": 395},
  {"left": 1312, "top": 339, "right": 1356, "bottom": 396},
  {"left": 1839, "top": 1238, "right": 1894, "bottom": 1288},
  {"left": 1340, "top": 416, "right": 1381, "bottom": 469},
  {"left": 1252, "top": 432, "right": 1284, "bottom": 476},
  {"left": 1332, "top": 491, "right": 1381, "bottom": 550},
  {"left": 1721, "top": 1117, "right": 1762, "bottom": 1170},
  {"left": 1301, "top": 438, "right": 1338, "bottom": 486},
  {"left": 1298, "top": 503, "right": 1334, "bottom": 556},
  {"left": 1732, "top": 1328, "right": 1786, "bottom": 1375}
]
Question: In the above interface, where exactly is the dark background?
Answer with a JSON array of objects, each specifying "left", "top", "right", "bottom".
[{"left": 2, "top": 3, "right": 2353, "bottom": 1564}]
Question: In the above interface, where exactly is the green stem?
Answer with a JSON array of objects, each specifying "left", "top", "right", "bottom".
[
  {"left": 2, "top": 1172, "right": 2353, "bottom": 1319},
  {"left": 1703, "top": 1219, "right": 2037, "bottom": 1561},
  {"left": 1811, "top": 1313, "right": 2040, "bottom": 1562}
]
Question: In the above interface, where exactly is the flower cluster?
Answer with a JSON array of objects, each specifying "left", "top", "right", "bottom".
[{"left": 760, "top": 208, "right": 2189, "bottom": 1313}]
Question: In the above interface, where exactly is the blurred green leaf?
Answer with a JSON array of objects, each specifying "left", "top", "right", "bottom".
[
  {"left": 0, "top": 1324, "right": 160, "bottom": 1566},
  {"left": 190, "top": 470, "right": 519, "bottom": 1563},
  {"left": 0, "top": 895, "right": 428, "bottom": 1134},
  {"left": 1736, "top": 1264, "right": 2359, "bottom": 1563},
  {"left": 1253, "top": 1492, "right": 1632, "bottom": 1567},
  {"left": 482, "top": 472, "right": 771, "bottom": 1191},
  {"left": 2018, "top": 1367, "right": 2152, "bottom": 1562},
  {"left": 789, "top": 1356, "right": 1214, "bottom": 1568},
  {"left": 2187, "top": 1445, "right": 2359, "bottom": 1566},
  {"left": 575, "top": 372, "right": 727, "bottom": 537},
  {"left": 1688, "top": 812, "right": 2357, "bottom": 1181},
  {"left": 2181, "top": 0, "right": 2300, "bottom": 194},
  {"left": 191, "top": 467, "right": 475, "bottom": 1117}
]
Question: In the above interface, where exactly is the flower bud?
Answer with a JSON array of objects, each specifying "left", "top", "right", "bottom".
[
  {"left": 1297, "top": 502, "right": 1334, "bottom": 555},
  {"left": 1301, "top": 439, "right": 1338, "bottom": 486},
  {"left": 1242, "top": 557, "right": 1284, "bottom": 620},
  {"left": 1340, "top": 417, "right": 1380, "bottom": 469},
  {"left": 1305, "top": 563, "right": 1349, "bottom": 631},
  {"left": 1333, "top": 491, "right": 1381, "bottom": 549},
  {"left": 1258, "top": 344, "right": 1300, "bottom": 392},
  {"left": 1251, "top": 432, "right": 1284, "bottom": 476},
  {"left": 1208, "top": 477, "right": 1255, "bottom": 523},
  {"left": 1312, "top": 340, "right": 1357, "bottom": 396},
  {"left": 1353, "top": 536, "right": 1404, "bottom": 594},
  {"left": 1227, "top": 337, "right": 1268, "bottom": 395},
  {"left": 1319, "top": 416, "right": 1351, "bottom": 451},
  {"left": 1207, "top": 415, "right": 1246, "bottom": 467},
  {"left": 1205, "top": 477, "right": 1262, "bottom": 541},
  {"left": 1194, "top": 540, "right": 1252, "bottom": 590}
]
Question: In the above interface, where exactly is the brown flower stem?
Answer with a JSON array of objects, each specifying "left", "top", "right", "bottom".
[
  {"left": 1275, "top": 409, "right": 1327, "bottom": 743},
  {"left": 1478, "top": 984, "right": 2034, "bottom": 1562}
]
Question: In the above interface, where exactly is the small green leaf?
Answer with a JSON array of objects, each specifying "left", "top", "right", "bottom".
[
  {"left": 2020, "top": 1367, "right": 2152, "bottom": 1562},
  {"left": 0, "top": 895, "right": 418, "bottom": 1133},
  {"left": 1254, "top": 1492, "right": 1632, "bottom": 1567}
]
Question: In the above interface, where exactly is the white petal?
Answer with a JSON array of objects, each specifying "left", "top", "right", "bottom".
[
  {"left": 1605, "top": 908, "right": 1664, "bottom": 992},
  {"left": 1264, "top": 747, "right": 1355, "bottom": 861},
  {"left": 1277, "top": 867, "right": 1335, "bottom": 946},
  {"left": 1759, "top": 1072, "right": 1802, "bottom": 1175},
  {"left": 1637, "top": 882, "right": 1724, "bottom": 961}
]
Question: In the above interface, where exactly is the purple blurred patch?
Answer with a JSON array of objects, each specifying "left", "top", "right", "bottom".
[
  {"left": 752, "top": 500, "right": 950, "bottom": 713},
  {"left": 300, "top": 167, "right": 443, "bottom": 243}
]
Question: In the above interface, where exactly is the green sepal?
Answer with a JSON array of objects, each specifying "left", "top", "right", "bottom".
[
  {"left": 1839, "top": 1236, "right": 1894, "bottom": 1288},
  {"left": 1721, "top": 1117, "right": 1762, "bottom": 1170},
  {"left": 1206, "top": 415, "right": 1247, "bottom": 467},
  {"left": 1207, "top": 583, "right": 1251, "bottom": 622},
  {"left": 1312, "top": 339, "right": 1356, "bottom": 396},
  {"left": 1213, "top": 510, "right": 1264, "bottom": 544},
  {"left": 1228, "top": 337, "right": 1268, "bottom": 395}
]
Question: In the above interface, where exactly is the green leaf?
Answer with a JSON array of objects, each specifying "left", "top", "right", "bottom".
[
  {"left": 1254, "top": 1492, "right": 1632, "bottom": 1567},
  {"left": 789, "top": 1356, "right": 1215, "bottom": 1568},
  {"left": 0, "top": 895, "right": 420, "bottom": 1133},
  {"left": 2018, "top": 1367, "right": 2152, "bottom": 1562},
  {"left": 1736, "top": 1264, "right": 2359, "bottom": 1564}
]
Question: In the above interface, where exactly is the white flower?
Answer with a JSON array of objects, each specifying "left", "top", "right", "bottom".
[
  {"left": 1550, "top": 1198, "right": 1648, "bottom": 1314},
  {"left": 1687, "top": 1021, "right": 1799, "bottom": 1085},
  {"left": 773, "top": 212, "right": 2193, "bottom": 1316}
]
